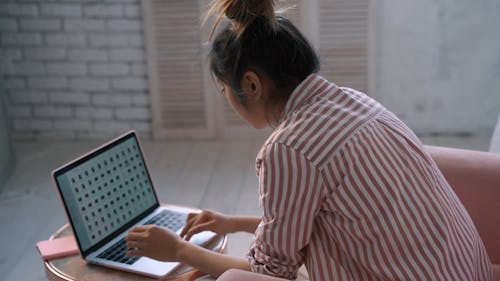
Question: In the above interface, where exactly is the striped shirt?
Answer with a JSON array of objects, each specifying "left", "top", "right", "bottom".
[{"left": 247, "top": 74, "right": 493, "bottom": 281}]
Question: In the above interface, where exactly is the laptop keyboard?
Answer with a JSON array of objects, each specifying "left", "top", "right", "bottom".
[
  {"left": 143, "top": 209, "right": 186, "bottom": 230},
  {"left": 96, "top": 210, "right": 186, "bottom": 264},
  {"left": 97, "top": 237, "right": 139, "bottom": 264}
]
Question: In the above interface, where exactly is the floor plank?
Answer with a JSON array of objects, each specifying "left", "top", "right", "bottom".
[
  {"left": 167, "top": 141, "right": 222, "bottom": 208},
  {"left": 198, "top": 141, "right": 256, "bottom": 214}
]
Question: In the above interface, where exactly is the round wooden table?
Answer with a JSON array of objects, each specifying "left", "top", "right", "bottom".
[{"left": 43, "top": 224, "right": 227, "bottom": 281}]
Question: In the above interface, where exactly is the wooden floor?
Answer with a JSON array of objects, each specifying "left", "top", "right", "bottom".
[{"left": 0, "top": 135, "right": 491, "bottom": 281}]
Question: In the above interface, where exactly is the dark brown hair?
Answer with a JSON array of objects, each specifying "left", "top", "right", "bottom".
[{"left": 207, "top": 0, "right": 319, "bottom": 121}]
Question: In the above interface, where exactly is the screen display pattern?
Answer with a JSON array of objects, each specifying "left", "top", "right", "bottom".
[{"left": 57, "top": 137, "right": 157, "bottom": 251}]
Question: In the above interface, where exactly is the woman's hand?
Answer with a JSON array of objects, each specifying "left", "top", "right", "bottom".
[
  {"left": 124, "top": 214, "right": 254, "bottom": 277},
  {"left": 126, "top": 225, "right": 184, "bottom": 262},
  {"left": 180, "top": 210, "right": 233, "bottom": 241}
]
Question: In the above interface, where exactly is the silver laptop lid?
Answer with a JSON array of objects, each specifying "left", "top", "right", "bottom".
[{"left": 52, "top": 131, "right": 160, "bottom": 257}]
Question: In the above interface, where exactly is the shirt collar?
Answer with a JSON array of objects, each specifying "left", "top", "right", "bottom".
[{"left": 278, "top": 74, "right": 331, "bottom": 124}]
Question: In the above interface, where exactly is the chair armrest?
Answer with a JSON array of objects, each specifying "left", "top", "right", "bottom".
[
  {"left": 494, "top": 264, "right": 500, "bottom": 281},
  {"left": 425, "top": 145, "right": 500, "bottom": 264}
]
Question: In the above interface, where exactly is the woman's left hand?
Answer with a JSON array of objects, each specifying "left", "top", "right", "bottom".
[{"left": 125, "top": 225, "right": 184, "bottom": 262}]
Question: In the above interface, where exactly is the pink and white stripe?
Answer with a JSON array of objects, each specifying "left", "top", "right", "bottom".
[{"left": 248, "top": 74, "right": 493, "bottom": 281}]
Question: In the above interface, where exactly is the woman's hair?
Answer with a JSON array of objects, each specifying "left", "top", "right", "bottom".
[{"left": 207, "top": 0, "right": 319, "bottom": 117}]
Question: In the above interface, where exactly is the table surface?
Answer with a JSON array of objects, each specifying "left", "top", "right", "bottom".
[{"left": 44, "top": 222, "right": 226, "bottom": 281}]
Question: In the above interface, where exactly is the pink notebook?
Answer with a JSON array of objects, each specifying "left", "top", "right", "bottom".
[{"left": 36, "top": 236, "right": 79, "bottom": 260}]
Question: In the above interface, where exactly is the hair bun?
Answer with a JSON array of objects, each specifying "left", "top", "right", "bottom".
[
  {"left": 225, "top": 0, "right": 275, "bottom": 22},
  {"left": 207, "top": 0, "right": 276, "bottom": 39}
]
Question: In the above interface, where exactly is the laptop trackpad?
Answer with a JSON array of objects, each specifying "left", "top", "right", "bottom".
[{"left": 132, "top": 230, "right": 216, "bottom": 276}]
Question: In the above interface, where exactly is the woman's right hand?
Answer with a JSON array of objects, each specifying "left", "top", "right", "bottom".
[{"left": 180, "top": 209, "right": 234, "bottom": 241}]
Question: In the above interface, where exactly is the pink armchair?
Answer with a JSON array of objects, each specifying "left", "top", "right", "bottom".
[
  {"left": 426, "top": 145, "right": 500, "bottom": 280},
  {"left": 216, "top": 146, "right": 500, "bottom": 281}
]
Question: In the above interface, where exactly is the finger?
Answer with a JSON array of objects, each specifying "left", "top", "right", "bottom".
[
  {"left": 126, "top": 248, "right": 144, "bottom": 257},
  {"left": 180, "top": 217, "right": 197, "bottom": 237},
  {"left": 181, "top": 213, "right": 206, "bottom": 238},
  {"left": 126, "top": 232, "right": 147, "bottom": 241},
  {"left": 185, "top": 222, "right": 212, "bottom": 241},
  {"left": 180, "top": 226, "right": 189, "bottom": 238},
  {"left": 186, "top": 212, "right": 201, "bottom": 221},
  {"left": 126, "top": 240, "right": 140, "bottom": 248},
  {"left": 129, "top": 225, "right": 150, "bottom": 233},
  {"left": 186, "top": 212, "right": 205, "bottom": 227}
]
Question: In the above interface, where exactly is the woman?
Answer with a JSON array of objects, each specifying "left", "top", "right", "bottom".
[{"left": 126, "top": 0, "right": 493, "bottom": 280}]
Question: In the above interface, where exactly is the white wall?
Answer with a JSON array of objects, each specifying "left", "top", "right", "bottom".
[
  {"left": 0, "top": 0, "right": 151, "bottom": 141},
  {"left": 0, "top": 94, "right": 11, "bottom": 186},
  {"left": 374, "top": 0, "right": 500, "bottom": 135}
]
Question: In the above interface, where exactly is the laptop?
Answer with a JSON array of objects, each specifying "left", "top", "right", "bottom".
[{"left": 52, "top": 130, "right": 216, "bottom": 278}]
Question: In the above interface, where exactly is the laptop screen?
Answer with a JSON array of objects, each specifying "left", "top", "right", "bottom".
[{"left": 53, "top": 132, "right": 159, "bottom": 256}]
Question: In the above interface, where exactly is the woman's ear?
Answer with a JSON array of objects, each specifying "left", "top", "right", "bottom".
[{"left": 241, "top": 71, "right": 263, "bottom": 102}]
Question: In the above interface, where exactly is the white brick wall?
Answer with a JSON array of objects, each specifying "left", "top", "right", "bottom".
[
  {"left": 11, "top": 62, "right": 45, "bottom": 75},
  {"left": 89, "top": 63, "right": 129, "bottom": 76},
  {"left": 41, "top": 4, "right": 82, "bottom": 17},
  {"left": 0, "top": 0, "right": 151, "bottom": 140},
  {"left": 0, "top": 4, "right": 38, "bottom": 17},
  {"left": 9, "top": 91, "right": 48, "bottom": 105},
  {"left": 8, "top": 105, "right": 31, "bottom": 118},
  {"left": 44, "top": 34, "right": 86, "bottom": 46},
  {"left": 69, "top": 78, "right": 109, "bottom": 91},
  {"left": 64, "top": 19, "right": 105, "bottom": 31},
  {"left": 75, "top": 107, "right": 113, "bottom": 120},
  {"left": 92, "top": 94, "right": 132, "bottom": 107},
  {"left": 2, "top": 33, "right": 42, "bottom": 46},
  {"left": 68, "top": 48, "right": 108, "bottom": 62},
  {"left": 46, "top": 63, "right": 87, "bottom": 76},
  {"left": 20, "top": 18, "right": 62, "bottom": 31},
  {"left": 29, "top": 77, "right": 67, "bottom": 89},
  {"left": 83, "top": 4, "right": 124, "bottom": 18},
  {"left": 49, "top": 92, "right": 90, "bottom": 105}
]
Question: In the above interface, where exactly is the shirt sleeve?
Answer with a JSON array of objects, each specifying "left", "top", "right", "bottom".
[{"left": 248, "top": 142, "right": 324, "bottom": 279}]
